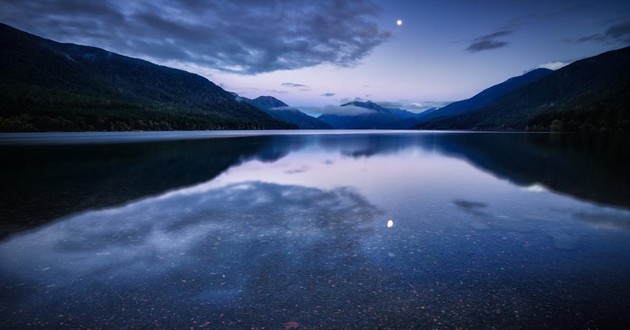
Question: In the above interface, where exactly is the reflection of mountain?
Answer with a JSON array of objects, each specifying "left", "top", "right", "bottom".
[
  {"left": 302, "top": 133, "right": 630, "bottom": 210},
  {"left": 0, "top": 137, "right": 273, "bottom": 236},
  {"left": 2, "top": 132, "right": 628, "bottom": 237},
  {"left": 314, "top": 133, "right": 630, "bottom": 209},
  {"left": 317, "top": 133, "right": 422, "bottom": 158},
  {"left": 427, "top": 133, "right": 630, "bottom": 209}
]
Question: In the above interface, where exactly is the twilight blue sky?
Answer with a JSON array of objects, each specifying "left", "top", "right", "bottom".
[{"left": 1, "top": 0, "right": 629, "bottom": 114}]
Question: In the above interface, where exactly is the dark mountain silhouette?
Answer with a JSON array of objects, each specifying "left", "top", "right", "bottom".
[
  {"left": 318, "top": 101, "right": 424, "bottom": 129},
  {"left": 417, "top": 46, "right": 630, "bottom": 131},
  {"left": 242, "top": 96, "right": 330, "bottom": 129},
  {"left": 0, "top": 23, "right": 295, "bottom": 131},
  {"left": 416, "top": 68, "right": 553, "bottom": 123}
]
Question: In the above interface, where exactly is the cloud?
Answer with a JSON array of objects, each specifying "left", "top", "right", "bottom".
[
  {"left": 380, "top": 101, "right": 450, "bottom": 112},
  {"left": 575, "top": 34, "right": 605, "bottom": 43},
  {"left": 269, "top": 106, "right": 299, "bottom": 112},
  {"left": 605, "top": 20, "right": 630, "bottom": 43},
  {"left": 465, "top": 29, "right": 513, "bottom": 53},
  {"left": 373, "top": 101, "right": 448, "bottom": 113},
  {"left": 321, "top": 92, "right": 336, "bottom": 97},
  {"left": 534, "top": 61, "right": 570, "bottom": 70},
  {"left": 0, "top": 0, "right": 391, "bottom": 75},
  {"left": 282, "top": 82, "right": 308, "bottom": 88},
  {"left": 575, "top": 20, "right": 630, "bottom": 44},
  {"left": 297, "top": 105, "right": 375, "bottom": 116},
  {"left": 339, "top": 97, "right": 366, "bottom": 104}
]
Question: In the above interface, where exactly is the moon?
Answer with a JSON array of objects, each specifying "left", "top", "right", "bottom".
[{"left": 396, "top": 19, "right": 403, "bottom": 26}]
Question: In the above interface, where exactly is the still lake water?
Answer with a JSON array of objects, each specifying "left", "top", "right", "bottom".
[{"left": 1, "top": 130, "right": 630, "bottom": 328}]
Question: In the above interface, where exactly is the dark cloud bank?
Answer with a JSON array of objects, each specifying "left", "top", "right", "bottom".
[
  {"left": 0, "top": 0, "right": 391, "bottom": 74},
  {"left": 576, "top": 20, "right": 630, "bottom": 44},
  {"left": 465, "top": 29, "right": 513, "bottom": 53}
]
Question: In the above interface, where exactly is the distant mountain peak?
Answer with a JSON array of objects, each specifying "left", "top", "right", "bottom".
[
  {"left": 252, "top": 96, "right": 289, "bottom": 108},
  {"left": 342, "top": 100, "right": 377, "bottom": 106},
  {"left": 242, "top": 95, "right": 330, "bottom": 129},
  {"left": 319, "top": 100, "right": 424, "bottom": 129},
  {"left": 341, "top": 100, "right": 386, "bottom": 112}
]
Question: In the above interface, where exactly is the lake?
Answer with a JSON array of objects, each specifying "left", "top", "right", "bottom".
[{"left": 1, "top": 130, "right": 630, "bottom": 328}]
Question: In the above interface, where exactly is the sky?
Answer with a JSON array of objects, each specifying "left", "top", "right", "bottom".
[{"left": 1, "top": 0, "right": 629, "bottom": 114}]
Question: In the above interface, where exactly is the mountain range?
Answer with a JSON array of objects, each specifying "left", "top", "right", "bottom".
[
  {"left": 1, "top": 22, "right": 629, "bottom": 132},
  {"left": 241, "top": 96, "right": 330, "bottom": 129},
  {"left": 0, "top": 23, "right": 294, "bottom": 131},
  {"left": 318, "top": 101, "right": 426, "bottom": 129},
  {"left": 415, "top": 68, "right": 553, "bottom": 124},
  {"left": 416, "top": 46, "right": 630, "bottom": 131}
]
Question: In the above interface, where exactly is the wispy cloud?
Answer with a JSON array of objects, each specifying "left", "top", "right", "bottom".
[
  {"left": 606, "top": 21, "right": 630, "bottom": 43},
  {"left": 465, "top": 29, "right": 513, "bottom": 53},
  {"left": 374, "top": 101, "right": 449, "bottom": 113},
  {"left": 576, "top": 34, "right": 605, "bottom": 43},
  {"left": 321, "top": 92, "right": 336, "bottom": 97},
  {"left": 339, "top": 97, "right": 366, "bottom": 104},
  {"left": 575, "top": 20, "right": 630, "bottom": 45},
  {"left": 297, "top": 105, "right": 375, "bottom": 116},
  {"left": 269, "top": 106, "right": 299, "bottom": 112},
  {"left": 0, "top": 0, "right": 391, "bottom": 75},
  {"left": 282, "top": 82, "right": 308, "bottom": 88}
]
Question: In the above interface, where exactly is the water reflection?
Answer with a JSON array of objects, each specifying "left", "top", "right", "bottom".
[
  {"left": 573, "top": 211, "right": 630, "bottom": 230},
  {"left": 1, "top": 131, "right": 630, "bottom": 328},
  {"left": 0, "top": 137, "right": 272, "bottom": 236},
  {"left": 431, "top": 133, "right": 630, "bottom": 209},
  {"left": 2, "top": 132, "right": 629, "bottom": 237},
  {"left": 1, "top": 181, "right": 385, "bottom": 327}
]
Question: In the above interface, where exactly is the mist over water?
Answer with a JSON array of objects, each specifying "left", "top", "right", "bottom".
[{"left": 1, "top": 131, "right": 630, "bottom": 328}]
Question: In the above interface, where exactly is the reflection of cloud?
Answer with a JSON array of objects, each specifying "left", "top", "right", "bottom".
[
  {"left": 453, "top": 199, "right": 488, "bottom": 216},
  {"left": 284, "top": 166, "right": 311, "bottom": 174},
  {"left": 0, "top": 181, "right": 382, "bottom": 325},
  {"left": 573, "top": 211, "right": 630, "bottom": 230},
  {"left": 342, "top": 149, "right": 379, "bottom": 158}
]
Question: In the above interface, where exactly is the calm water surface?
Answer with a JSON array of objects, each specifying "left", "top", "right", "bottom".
[{"left": 1, "top": 131, "right": 630, "bottom": 328}]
